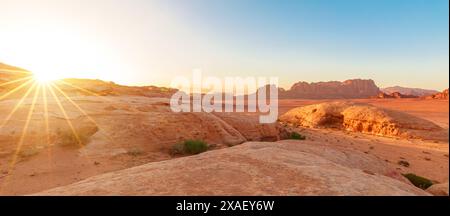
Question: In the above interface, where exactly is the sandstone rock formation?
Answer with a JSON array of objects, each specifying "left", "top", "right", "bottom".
[
  {"left": 382, "top": 86, "right": 439, "bottom": 97},
  {"left": 279, "top": 102, "right": 447, "bottom": 141},
  {"left": 35, "top": 141, "right": 428, "bottom": 196},
  {"left": 279, "top": 79, "right": 381, "bottom": 99},
  {"left": 426, "top": 182, "right": 449, "bottom": 196},
  {"left": 0, "top": 96, "right": 281, "bottom": 158},
  {"left": 425, "top": 89, "right": 449, "bottom": 100},
  {"left": 373, "top": 92, "right": 419, "bottom": 99}
]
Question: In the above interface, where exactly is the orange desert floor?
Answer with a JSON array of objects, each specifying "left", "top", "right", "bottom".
[{"left": 0, "top": 97, "right": 448, "bottom": 195}]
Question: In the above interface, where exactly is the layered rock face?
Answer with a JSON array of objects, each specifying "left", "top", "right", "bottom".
[
  {"left": 425, "top": 89, "right": 449, "bottom": 100},
  {"left": 35, "top": 141, "right": 428, "bottom": 196},
  {"left": 279, "top": 102, "right": 448, "bottom": 141},
  {"left": 280, "top": 79, "right": 381, "bottom": 99},
  {"left": 382, "top": 86, "right": 439, "bottom": 97}
]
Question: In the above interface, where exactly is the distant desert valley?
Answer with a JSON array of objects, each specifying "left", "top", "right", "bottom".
[{"left": 0, "top": 62, "right": 448, "bottom": 196}]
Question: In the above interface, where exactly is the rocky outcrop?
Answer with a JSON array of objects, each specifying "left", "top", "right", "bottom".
[
  {"left": 279, "top": 102, "right": 447, "bottom": 141},
  {"left": 373, "top": 92, "right": 419, "bottom": 99},
  {"left": 279, "top": 79, "right": 381, "bottom": 99},
  {"left": 426, "top": 182, "right": 449, "bottom": 196},
  {"left": 425, "top": 89, "right": 449, "bottom": 100},
  {"left": 35, "top": 141, "right": 428, "bottom": 196},
  {"left": 382, "top": 86, "right": 439, "bottom": 97},
  {"left": 0, "top": 96, "right": 281, "bottom": 158}
]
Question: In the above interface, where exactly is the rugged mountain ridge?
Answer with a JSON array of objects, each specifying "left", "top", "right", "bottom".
[
  {"left": 382, "top": 86, "right": 439, "bottom": 97},
  {"left": 279, "top": 79, "right": 381, "bottom": 99}
]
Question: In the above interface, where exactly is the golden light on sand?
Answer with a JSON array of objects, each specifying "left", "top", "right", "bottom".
[{"left": 0, "top": 69, "right": 105, "bottom": 192}]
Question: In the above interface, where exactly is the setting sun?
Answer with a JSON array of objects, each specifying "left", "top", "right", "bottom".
[
  {"left": 0, "top": 0, "right": 449, "bottom": 201},
  {"left": 32, "top": 70, "right": 59, "bottom": 83},
  {"left": 0, "top": 24, "right": 125, "bottom": 85}
]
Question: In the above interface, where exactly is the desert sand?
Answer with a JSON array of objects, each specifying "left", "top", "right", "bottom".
[
  {"left": 0, "top": 93, "right": 448, "bottom": 195},
  {"left": 0, "top": 95, "right": 280, "bottom": 195},
  {"left": 0, "top": 67, "right": 449, "bottom": 195},
  {"left": 36, "top": 141, "right": 428, "bottom": 196}
]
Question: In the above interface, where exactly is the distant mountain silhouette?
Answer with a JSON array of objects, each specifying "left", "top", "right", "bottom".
[
  {"left": 372, "top": 92, "right": 419, "bottom": 99},
  {"left": 382, "top": 86, "right": 439, "bottom": 97},
  {"left": 279, "top": 79, "right": 381, "bottom": 99}
]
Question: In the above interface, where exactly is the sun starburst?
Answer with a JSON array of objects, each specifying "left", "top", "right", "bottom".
[{"left": 0, "top": 71, "right": 109, "bottom": 191}]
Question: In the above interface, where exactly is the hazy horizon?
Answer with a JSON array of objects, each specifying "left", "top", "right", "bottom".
[{"left": 1, "top": 0, "right": 448, "bottom": 90}]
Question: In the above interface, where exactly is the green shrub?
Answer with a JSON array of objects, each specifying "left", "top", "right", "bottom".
[
  {"left": 171, "top": 140, "right": 208, "bottom": 155},
  {"left": 184, "top": 140, "right": 208, "bottom": 154},
  {"left": 402, "top": 173, "right": 433, "bottom": 190},
  {"left": 289, "top": 132, "right": 306, "bottom": 140}
]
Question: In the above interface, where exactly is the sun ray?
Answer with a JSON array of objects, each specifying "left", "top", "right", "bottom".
[
  {"left": 55, "top": 80, "right": 113, "bottom": 102},
  {"left": 0, "top": 76, "right": 33, "bottom": 88},
  {"left": 42, "top": 85, "right": 51, "bottom": 147},
  {"left": 50, "top": 83, "right": 95, "bottom": 118},
  {"left": 0, "top": 69, "right": 31, "bottom": 75},
  {"left": 47, "top": 84, "right": 85, "bottom": 148},
  {"left": 0, "top": 79, "right": 34, "bottom": 101},
  {"left": 42, "top": 84, "right": 56, "bottom": 183},
  {"left": 0, "top": 82, "right": 37, "bottom": 130},
  {"left": 50, "top": 84, "right": 100, "bottom": 123},
  {"left": 0, "top": 84, "right": 41, "bottom": 191},
  {"left": 50, "top": 83, "right": 114, "bottom": 141}
]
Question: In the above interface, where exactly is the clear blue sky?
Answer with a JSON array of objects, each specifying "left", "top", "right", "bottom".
[{"left": 0, "top": 0, "right": 448, "bottom": 89}]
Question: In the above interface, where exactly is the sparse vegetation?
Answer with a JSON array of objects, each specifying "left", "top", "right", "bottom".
[
  {"left": 402, "top": 173, "right": 433, "bottom": 190},
  {"left": 171, "top": 140, "right": 208, "bottom": 155},
  {"left": 289, "top": 132, "right": 306, "bottom": 140},
  {"left": 184, "top": 140, "right": 208, "bottom": 154}
]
